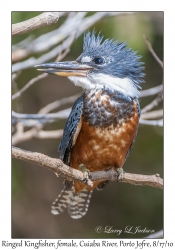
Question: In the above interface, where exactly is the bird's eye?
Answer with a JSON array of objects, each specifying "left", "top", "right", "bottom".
[{"left": 94, "top": 57, "right": 104, "bottom": 65}]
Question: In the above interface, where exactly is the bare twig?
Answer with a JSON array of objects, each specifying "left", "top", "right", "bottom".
[
  {"left": 12, "top": 35, "right": 75, "bottom": 73},
  {"left": 12, "top": 109, "right": 163, "bottom": 127},
  {"left": 34, "top": 129, "right": 63, "bottom": 139},
  {"left": 13, "top": 91, "right": 80, "bottom": 122},
  {"left": 140, "top": 85, "right": 163, "bottom": 98},
  {"left": 12, "top": 123, "right": 30, "bottom": 145},
  {"left": 12, "top": 35, "right": 35, "bottom": 62},
  {"left": 12, "top": 49, "right": 30, "bottom": 63},
  {"left": 12, "top": 35, "right": 34, "bottom": 49},
  {"left": 55, "top": 31, "right": 77, "bottom": 62},
  {"left": 12, "top": 93, "right": 80, "bottom": 144},
  {"left": 55, "top": 44, "right": 71, "bottom": 62},
  {"left": 12, "top": 73, "right": 48, "bottom": 100},
  {"left": 12, "top": 35, "right": 76, "bottom": 101},
  {"left": 12, "top": 12, "right": 86, "bottom": 63},
  {"left": 12, "top": 12, "right": 133, "bottom": 72},
  {"left": 12, "top": 93, "right": 82, "bottom": 145},
  {"left": 143, "top": 35, "right": 163, "bottom": 68},
  {"left": 12, "top": 12, "right": 69, "bottom": 36},
  {"left": 12, "top": 146, "right": 163, "bottom": 190},
  {"left": 12, "top": 12, "right": 131, "bottom": 60},
  {"left": 12, "top": 108, "right": 71, "bottom": 122},
  {"left": 141, "top": 92, "right": 163, "bottom": 114},
  {"left": 12, "top": 71, "right": 21, "bottom": 82},
  {"left": 140, "top": 109, "right": 163, "bottom": 120},
  {"left": 38, "top": 93, "right": 81, "bottom": 114},
  {"left": 139, "top": 119, "right": 163, "bottom": 126},
  {"left": 12, "top": 123, "right": 63, "bottom": 145}
]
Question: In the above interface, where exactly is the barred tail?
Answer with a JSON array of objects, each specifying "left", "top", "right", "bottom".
[
  {"left": 51, "top": 187, "right": 93, "bottom": 219},
  {"left": 68, "top": 189, "right": 93, "bottom": 219},
  {"left": 51, "top": 186, "right": 73, "bottom": 215}
]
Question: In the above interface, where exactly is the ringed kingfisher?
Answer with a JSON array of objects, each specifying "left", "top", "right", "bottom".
[{"left": 36, "top": 31, "right": 144, "bottom": 219}]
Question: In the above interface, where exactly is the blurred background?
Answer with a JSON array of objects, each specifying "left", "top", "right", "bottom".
[{"left": 12, "top": 12, "right": 163, "bottom": 238}]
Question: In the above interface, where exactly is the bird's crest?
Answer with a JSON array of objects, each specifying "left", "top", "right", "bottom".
[{"left": 82, "top": 31, "right": 145, "bottom": 86}]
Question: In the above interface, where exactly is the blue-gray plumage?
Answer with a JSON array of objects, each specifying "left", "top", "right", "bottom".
[
  {"left": 35, "top": 31, "right": 144, "bottom": 219},
  {"left": 59, "top": 95, "right": 84, "bottom": 165},
  {"left": 77, "top": 31, "right": 145, "bottom": 86}
]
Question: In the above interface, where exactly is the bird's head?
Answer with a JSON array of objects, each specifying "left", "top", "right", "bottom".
[{"left": 36, "top": 32, "right": 144, "bottom": 98}]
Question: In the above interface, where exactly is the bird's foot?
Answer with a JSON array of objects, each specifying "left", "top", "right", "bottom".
[
  {"left": 79, "top": 163, "right": 90, "bottom": 179},
  {"left": 116, "top": 167, "right": 125, "bottom": 180},
  {"left": 97, "top": 180, "right": 110, "bottom": 191}
]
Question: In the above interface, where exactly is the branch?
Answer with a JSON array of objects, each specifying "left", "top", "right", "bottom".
[
  {"left": 12, "top": 34, "right": 75, "bottom": 73},
  {"left": 12, "top": 108, "right": 71, "bottom": 124},
  {"left": 12, "top": 12, "right": 86, "bottom": 63},
  {"left": 12, "top": 146, "right": 163, "bottom": 190},
  {"left": 12, "top": 73, "right": 48, "bottom": 100},
  {"left": 139, "top": 119, "right": 163, "bottom": 126},
  {"left": 12, "top": 123, "right": 63, "bottom": 145},
  {"left": 12, "top": 109, "right": 163, "bottom": 127},
  {"left": 12, "top": 146, "right": 93, "bottom": 187},
  {"left": 12, "top": 35, "right": 77, "bottom": 100},
  {"left": 12, "top": 35, "right": 35, "bottom": 63},
  {"left": 12, "top": 12, "right": 131, "bottom": 57},
  {"left": 141, "top": 91, "right": 163, "bottom": 114},
  {"left": 140, "top": 109, "right": 163, "bottom": 120},
  {"left": 140, "top": 84, "right": 163, "bottom": 98},
  {"left": 12, "top": 12, "right": 69, "bottom": 36},
  {"left": 12, "top": 12, "right": 132, "bottom": 72},
  {"left": 12, "top": 71, "right": 21, "bottom": 82},
  {"left": 12, "top": 93, "right": 81, "bottom": 145},
  {"left": 12, "top": 34, "right": 34, "bottom": 49},
  {"left": 143, "top": 35, "right": 163, "bottom": 68}
]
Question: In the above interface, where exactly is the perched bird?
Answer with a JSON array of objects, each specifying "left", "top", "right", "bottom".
[{"left": 36, "top": 31, "right": 144, "bottom": 219}]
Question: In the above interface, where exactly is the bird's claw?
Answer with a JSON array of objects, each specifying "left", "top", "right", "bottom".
[
  {"left": 116, "top": 167, "right": 124, "bottom": 180},
  {"left": 79, "top": 163, "right": 90, "bottom": 179}
]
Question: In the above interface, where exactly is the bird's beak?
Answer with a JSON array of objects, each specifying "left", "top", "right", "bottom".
[{"left": 35, "top": 61, "right": 93, "bottom": 77}]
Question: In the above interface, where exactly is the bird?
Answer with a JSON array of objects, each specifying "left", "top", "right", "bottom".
[{"left": 35, "top": 31, "right": 144, "bottom": 219}]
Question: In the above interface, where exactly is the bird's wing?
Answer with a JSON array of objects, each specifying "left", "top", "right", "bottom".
[
  {"left": 134, "top": 98, "right": 141, "bottom": 118},
  {"left": 58, "top": 95, "right": 84, "bottom": 165},
  {"left": 124, "top": 98, "right": 141, "bottom": 162}
]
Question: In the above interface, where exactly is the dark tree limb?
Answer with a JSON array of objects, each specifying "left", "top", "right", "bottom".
[{"left": 12, "top": 146, "right": 163, "bottom": 190}]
